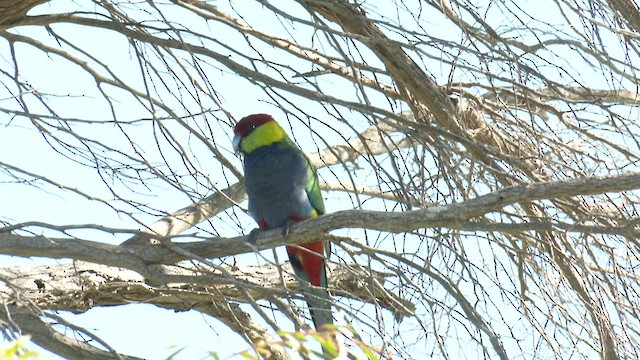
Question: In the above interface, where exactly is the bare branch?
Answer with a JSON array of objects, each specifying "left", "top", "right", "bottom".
[{"left": 3, "top": 171, "right": 638, "bottom": 265}]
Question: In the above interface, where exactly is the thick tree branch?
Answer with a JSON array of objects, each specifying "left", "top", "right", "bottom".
[
  {"left": 3, "top": 171, "right": 639, "bottom": 265},
  {"left": 0, "top": 262, "right": 410, "bottom": 316},
  {"left": 125, "top": 170, "right": 640, "bottom": 264},
  {"left": 0, "top": 0, "right": 47, "bottom": 29},
  {"left": 1, "top": 260, "right": 412, "bottom": 360}
]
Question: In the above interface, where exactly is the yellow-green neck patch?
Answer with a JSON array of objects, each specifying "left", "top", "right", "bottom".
[{"left": 241, "top": 120, "right": 287, "bottom": 153}]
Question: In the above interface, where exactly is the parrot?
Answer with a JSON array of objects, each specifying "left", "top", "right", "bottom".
[{"left": 232, "top": 113, "right": 334, "bottom": 332}]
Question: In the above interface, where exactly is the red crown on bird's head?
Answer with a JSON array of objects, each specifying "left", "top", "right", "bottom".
[{"left": 234, "top": 113, "right": 275, "bottom": 136}]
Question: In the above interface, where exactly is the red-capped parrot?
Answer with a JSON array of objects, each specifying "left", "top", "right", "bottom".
[{"left": 232, "top": 113, "right": 333, "bottom": 331}]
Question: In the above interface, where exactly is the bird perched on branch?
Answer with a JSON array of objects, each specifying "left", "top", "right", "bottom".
[{"left": 232, "top": 113, "right": 334, "bottom": 332}]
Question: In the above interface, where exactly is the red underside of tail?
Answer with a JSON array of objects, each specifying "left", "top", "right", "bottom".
[
  {"left": 259, "top": 215, "right": 325, "bottom": 287},
  {"left": 287, "top": 241, "right": 325, "bottom": 287}
]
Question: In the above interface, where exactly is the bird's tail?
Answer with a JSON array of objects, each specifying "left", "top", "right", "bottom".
[
  {"left": 287, "top": 242, "right": 337, "bottom": 357},
  {"left": 302, "top": 281, "right": 334, "bottom": 330},
  {"left": 302, "top": 282, "right": 337, "bottom": 358},
  {"left": 287, "top": 241, "right": 334, "bottom": 330}
]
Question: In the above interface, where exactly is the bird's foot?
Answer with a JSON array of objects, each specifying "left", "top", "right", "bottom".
[
  {"left": 282, "top": 217, "right": 301, "bottom": 240},
  {"left": 282, "top": 214, "right": 304, "bottom": 240}
]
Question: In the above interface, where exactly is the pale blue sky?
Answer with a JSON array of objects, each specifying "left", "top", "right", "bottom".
[{"left": 1, "top": 1, "right": 633, "bottom": 359}]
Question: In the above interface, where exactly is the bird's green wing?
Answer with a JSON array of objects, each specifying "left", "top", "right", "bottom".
[{"left": 303, "top": 153, "right": 325, "bottom": 216}]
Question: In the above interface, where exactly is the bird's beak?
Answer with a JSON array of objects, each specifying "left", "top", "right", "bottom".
[{"left": 232, "top": 133, "right": 242, "bottom": 153}]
